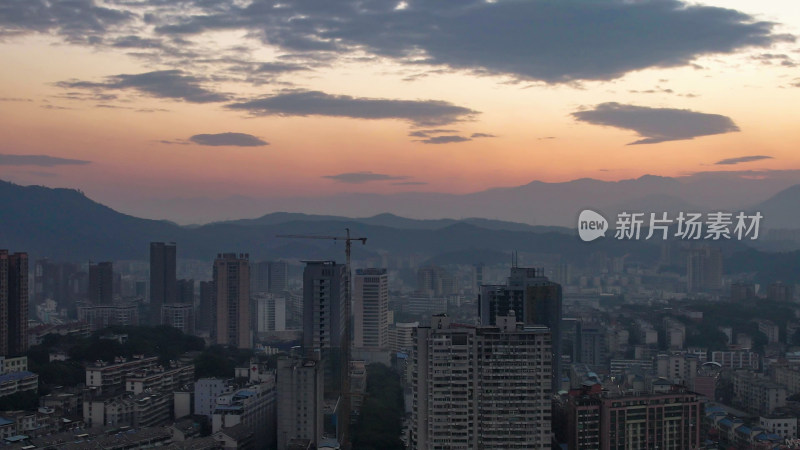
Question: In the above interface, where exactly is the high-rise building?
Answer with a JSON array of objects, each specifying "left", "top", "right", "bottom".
[
  {"left": 687, "top": 245, "right": 722, "bottom": 292},
  {"left": 479, "top": 267, "right": 563, "bottom": 390},
  {"left": 416, "top": 265, "right": 457, "bottom": 297},
  {"left": 410, "top": 314, "right": 552, "bottom": 449},
  {"left": 213, "top": 253, "right": 251, "bottom": 348},
  {"left": 251, "top": 260, "right": 289, "bottom": 295},
  {"left": 254, "top": 293, "right": 286, "bottom": 333},
  {"left": 276, "top": 356, "right": 324, "bottom": 450},
  {"left": 561, "top": 384, "right": 701, "bottom": 450},
  {"left": 353, "top": 268, "right": 388, "bottom": 350},
  {"left": 268, "top": 261, "right": 288, "bottom": 293},
  {"left": 150, "top": 242, "right": 177, "bottom": 325},
  {"left": 177, "top": 278, "right": 194, "bottom": 304},
  {"left": 88, "top": 261, "right": 113, "bottom": 305},
  {"left": 161, "top": 303, "right": 194, "bottom": 335},
  {"left": 0, "top": 252, "right": 28, "bottom": 356},
  {"left": 197, "top": 281, "right": 214, "bottom": 333},
  {"left": 302, "top": 261, "right": 348, "bottom": 396}
]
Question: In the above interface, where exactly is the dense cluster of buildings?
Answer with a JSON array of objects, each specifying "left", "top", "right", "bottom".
[{"left": 8, "top": 236, "right": 800, "bottom": 449}]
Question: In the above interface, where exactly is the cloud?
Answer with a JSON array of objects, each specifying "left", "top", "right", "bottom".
[
  {"left": 0, "top": 154, "right": 90, "bottom": 167},
  {"left": 571, "top": 102, "right": 740, "bottom": 145},
  {"left": 393, "top": 181, "right": 427, "bottom": 186},
  {"left": 0, "top": 0, "right": 133, "bottom": 42},
  {"left": 228, "top": 90, "right": 477, "bottom": 126},
  {"left": 189, "top": 132, "right": 269, "bottom": 147},
  {"left": 56, "top": 70, "right": 228, "bottom": 103},
  {"left": 751, "top": 53, "right": 797, "bottom": 67},
  {"left": 322, "top": 171, "right": 411, "bottom": 184},
  {"left": 714, "top": 155, "right": 773, "bottom": 165},
  {"left": 145, "top": 0, "right": 792, "bottom": 82},
  {"left": 419, "top": 135, "right": 472, "bottom": 145},
  {"left": 470, "top": 133, "right": 495, "bottom": 138}
]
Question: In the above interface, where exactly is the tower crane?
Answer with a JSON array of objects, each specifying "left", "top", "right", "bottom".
[
  {"left": 276, "top": 227, "right": 367, "bottom": 269},
  {"left": 275, "top": 227, "right": 367, "bottom": 448}
]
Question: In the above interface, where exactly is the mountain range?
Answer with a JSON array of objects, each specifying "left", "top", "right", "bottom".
[
  {"left": 102, "top": 173, "right": 800, "bottom": 228},
  {"left": 0, "top": 179, "right": 798, "bottom": 283}
]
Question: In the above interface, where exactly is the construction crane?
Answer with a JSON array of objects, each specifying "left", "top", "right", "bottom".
[
  {"left": 275, "top": 227, "right": 366, "bottom": 448},
  {"left": 276, "top": 227, "right": 367, "bottom": 268}
]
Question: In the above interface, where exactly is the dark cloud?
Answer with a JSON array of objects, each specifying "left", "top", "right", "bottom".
[
  {"left": 56, "top": 70, "right": 228, "bottom": 103},
  {"left": 228, "top": 90, "right": 477, "bottom": 126},
  {"left": 419, "top": 135, "right": 472, "bottom": 145},
  {"left": 253, "top": 62, "right": 311, "bottom": 73},
  {"left": 0, "top": 154, "right": 90, "bottom": 166},
  {"left": 393, "top": 181, "right": 428, "bottom": 186},
  {"left": 751, "top": 53, "right": 797, "bottom": 67},
  {"left": 571, "top": 102, "right": 740, "bottom": 145},
  {"left": 715, "top": 155, "right": 773, "bottom": 165},
  {"left": 408, "top": 129, "right": 459, "bottom": 138},
  {"left": 146, "top": 0, "right": 792, "bottom": 82},
  {"left": 189, "top": 132, "right": 269, "bottom": 147},
  {"left": 0, "top": 0, "right": 133, "bottom": 42},
  {"left": 323, "top": 171, "right": 410, "bottom": 184},
  {"left": 111, "top": 35, "right": 164, "bottom": 49},
  {"left": 470, "top": 132, "right": 495, "bottom": 138}
]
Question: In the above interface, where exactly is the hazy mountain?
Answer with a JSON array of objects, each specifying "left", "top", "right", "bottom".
[
  {"left": 218, "top": 212, "right": 562, "bottom": 233},
  {"left": 0, "top": 180, "right": 654, "bottom": 263},
  {"left": 749, "top": 185, "right": 800, "bottom": 229},
  {"left": 109, "top": 173, "right": 800, "bottom": 227}
]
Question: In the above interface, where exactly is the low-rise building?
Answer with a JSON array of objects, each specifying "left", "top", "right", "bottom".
[{"left": 732, "top": 370, "right": 787, "bottom": 415}]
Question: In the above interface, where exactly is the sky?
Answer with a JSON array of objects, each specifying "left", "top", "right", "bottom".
[{"left": 0, "top": 0, "right": 799, "bottom": 223}]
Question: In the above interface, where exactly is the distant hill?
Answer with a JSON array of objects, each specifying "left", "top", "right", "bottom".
[
  {"left": 750, "top": 185, "right": 800, "bottom": 229},
  {"left": 3, "top": 179, "right": 797, "bottom": 286},
  {"left": 217, "top": 211, "right": 565, "bottom": 233},
  {"left": 0, "top": 180, "right": 652, "bottom": 263}
]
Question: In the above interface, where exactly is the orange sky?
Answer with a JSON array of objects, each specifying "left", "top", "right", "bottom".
[{"left": 0, "top": 0, "right": 798, "bottom": 222}]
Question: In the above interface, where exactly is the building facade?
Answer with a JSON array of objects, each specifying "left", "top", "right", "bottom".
[
  {"left": 353, "top": 268, "right": 389, "bottom": 351},
  {"left": 410, "top": 314, "right": 552, "bottom": 449},
  {"left": 213, "top": 253, "right": 251, "bottom": 349}
]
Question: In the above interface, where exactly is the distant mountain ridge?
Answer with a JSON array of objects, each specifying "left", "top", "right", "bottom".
[
  {"left": 106, "top": 173, "right": 800, "bottom": 227},
  {"left": 0, "top": 180, "right": 797, "bottom": 267}
]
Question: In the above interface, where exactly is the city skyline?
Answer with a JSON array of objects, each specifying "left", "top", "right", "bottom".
[{"left": 0, "top": 0, "right": 799, "bottom": 223}]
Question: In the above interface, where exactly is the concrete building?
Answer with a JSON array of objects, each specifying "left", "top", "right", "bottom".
[
  {"left": 759, "top": 415, "right": 798, "bottom": 440},
  {"left": 0, "top": 251, "right": 29, "bottom": 357},
  {"left": 150, "top": 242, "right": 177, "bottom": 325},
  {"left": 353, "top": 268, "right": 389, "bottom": 351},
  {"left": 161, "top": 303, "right": 195, "bottom": 335},
  {"left": 88, "top": 261, "right": 113, "bottom": 305},
  {"left": 771, "top": 363, "right": 800, "bottom": 395},
  {"left": 254, "top": 293, "right": 286, "bottom": 333},
  {"left": 77, "top": 302, "right": 140, "bottom": 331},
  {"left": 303, "top": 261, "right": 348, "bottom": 398},
  {"left": 712, "top": 350, "right": 760, "bottom": 370},
  {"left": 0, "top": 371, "right": 38, "bottom": 398},
  {"left": 85, "top": 356, "right": 159, "bottom": 395},
  {"left": 732, "top": 370, "right": 787, "bottom": 415},
  {"left": 479, "top": 267, "right": 562, "bottom": 390},
  {"left": 276, "top": 357, "right": 324, "bottom": 450},
  {"left": 213, "top": 253, "right": 251, "bottom": 349},
  {"left": 410, "top": 314, "right": 552, "bottom": 449},
  {"left": 687, "top": 245, "right": 723, "bottom": 292},
  {"left": 768, "top": 282, "right": 794, "bottom": 302},
  {"left": 124, "top": 363, "right": 194, "bottom": 395},
  {"left": 561, "top": 385, "right": 701, "bottom": 450},
  {"left": 416, "top": 265, "right": 457, "bottom": 297},
  {"left": 212, "top": 377, "right": 276, "bottom": 450},
  {"left": 757, "top": 319, "right": 780, "bottom": 344},
  {"left": 194, "top": 378, "right": 229, "bottom": 418},
  {"left": 388, "top": 322, "right": 418, "bottom": 353}
]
